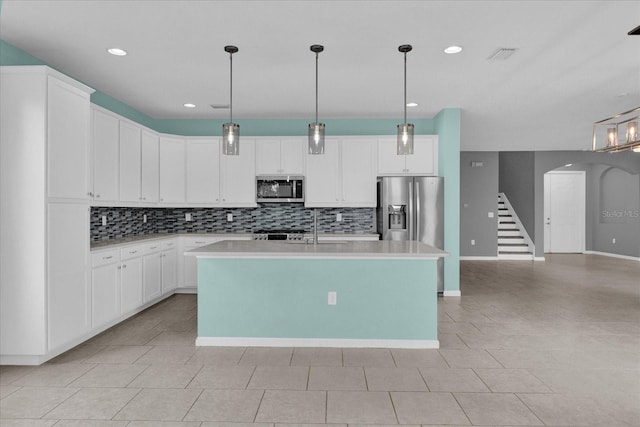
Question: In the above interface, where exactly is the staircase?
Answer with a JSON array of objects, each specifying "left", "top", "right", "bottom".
[{"left": 498, "top": 193, "right": 534, "bottom": 260}]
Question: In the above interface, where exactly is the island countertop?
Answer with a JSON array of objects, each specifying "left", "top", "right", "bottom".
[{"left": 187, "top": 239, "right": 448, "bottom": 260}]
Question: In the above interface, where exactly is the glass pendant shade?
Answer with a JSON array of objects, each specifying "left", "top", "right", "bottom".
[
  {"left": 626, "top": 121, "right": 638, "bottom": 143},
  {"left": 308, "top": 123, "right": 325, "bottom": 154},
  {"left": 606, "top": 127, "right": 618, "bottom": 147},
  {"left": 222, "top": 123, "right": 240, "bottom": 155},
  {"left": 397, "top": 123, "right": 414, "bottom": 155}
]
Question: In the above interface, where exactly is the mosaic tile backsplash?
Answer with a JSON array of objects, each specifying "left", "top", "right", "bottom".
[{"left": 90, "top": 204, "right": 375, "bottom": 241}]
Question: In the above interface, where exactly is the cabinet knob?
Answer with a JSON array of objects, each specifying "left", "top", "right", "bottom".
[
  {"left": 96, "top": 194, "right": 101, "bottom": 198},
  {"left": 123, "top": 264, "right": 127, "bottom": 269},
  {"left": 117, "top": 266, "right": 121, "bottom": 270}
]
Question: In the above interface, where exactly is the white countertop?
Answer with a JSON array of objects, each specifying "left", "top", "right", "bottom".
[{"left": 187, "top": 239, "right": 448, "bottom": 260}]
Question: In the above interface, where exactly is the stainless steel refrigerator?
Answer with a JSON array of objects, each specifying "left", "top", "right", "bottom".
[{"left": 377, "top": 176, "right": 444, "bottom": 293}]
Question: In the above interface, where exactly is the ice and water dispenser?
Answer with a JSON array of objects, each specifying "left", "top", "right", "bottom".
[{"left": 388, "top": 205, "right": 407, "bottom": 230}]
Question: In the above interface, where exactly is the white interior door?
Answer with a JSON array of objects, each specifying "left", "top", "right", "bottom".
[{"left": 544, "top": 171, "right": 586, "bottom": 253}]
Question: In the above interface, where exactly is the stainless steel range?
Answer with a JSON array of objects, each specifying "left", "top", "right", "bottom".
[{"left": 252, "top": 229, "right": 305, "bottom": 241}]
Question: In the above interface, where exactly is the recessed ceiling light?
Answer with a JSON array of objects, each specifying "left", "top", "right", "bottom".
[
  {"left": 107, "top": 48, "right": 127, "bottom": 56},
  {"left": 444, "top": 45, "right": 463, "bottom": 54},
  {"left": 406, "top": 102, "right": 418, "bottom": 107},
  {"left": 183, "top": 103, "right": 196, "bottom": 108}
]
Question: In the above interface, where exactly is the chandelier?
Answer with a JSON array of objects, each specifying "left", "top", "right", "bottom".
[{"left": 592, "top": 107, "right": 640, "bottom": 152}]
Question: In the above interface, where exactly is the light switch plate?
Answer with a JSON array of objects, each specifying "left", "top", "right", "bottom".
[
  {"left": 488, "top": 212, "right": 495, "bottom": 218},
  {"left": 328, "top": 291, "right": 337, "bottom": 305},
  {"left": 336, "top": 213, "right": 342, "bottom": 222}
]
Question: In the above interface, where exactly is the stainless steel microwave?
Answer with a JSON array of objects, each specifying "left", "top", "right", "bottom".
[{"left": 256, "top": 176, "right": 304, "bottom": 203}]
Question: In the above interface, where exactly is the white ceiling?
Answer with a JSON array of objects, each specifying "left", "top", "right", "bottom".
[{"left": 1, "top": 0, "right": 639, "bottom": 151}]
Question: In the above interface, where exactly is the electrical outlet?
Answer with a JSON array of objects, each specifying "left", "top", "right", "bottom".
[
  {"left": 143, "top": 214, "right": 147, "bottom": 223},
  {"left": 336, "top": 213, "right": 342, "bottom": 222},
  {"left": 612, "top": 238, "right": 616, "bottom": 244},
  {"left": 471, "top": 239, "right": 476, "bottom": 246},
  {"left": 328, "top": 291, "right": 337, "bottom": 305},
  {"left": 185, "top": 213, "right": 192, "bottom": 221},
  {"left": 488, "top": 212, "right": 495, "bottom": 218},
  {"left": 101, "top": 215, "right": 107, "bottom": 226},
  {"left": 227, "top": 213, "right": 233, "bottom": 222}
]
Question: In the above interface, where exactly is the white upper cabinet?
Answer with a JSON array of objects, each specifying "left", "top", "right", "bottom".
[
  {"left": 159, "top": 136, "right": 186, "bottom": 204},
  {"left": 186, "top": 139, "right": 220, "bottom": 204},
  {"left": 256, "top": 138, "right": 304, "bottom": 175},
  {"left": 377, "top": 136, "right": 438, "bottom": 175},
  {"left": 47, "top": 76, "right": 92, "bottom": 200},
  {"left": 140, "top": 130, "right": 159, "bottom": 203},
  {"left": 220, "top": 138, "right": 257, "bottom": 206},
  {"left": 306, "top": 138, "right": 376, "bottom": 207},
  {"left": 119, "top": 121, "right": 142, "bottom": 202},
  {"left": 91, "top": 108, "right": 119, "bottom": 202}
]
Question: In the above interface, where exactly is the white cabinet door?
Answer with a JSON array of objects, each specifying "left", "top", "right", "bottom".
[
  {"left": 92, "top": 108, "right": 119, "bottom": 202},
  {"left": 341, "top": 139, "right": 377, "bottom": 206},
  {"left": 159, "top": 137, "right": 186, "bottom": 203},
  {"left": 121, "top": 257, "right": 143, "bottom": 314},
  {"left": 377, "top": 138, "right": 407, "bottom": 174},
  {"left": 405, "top": 136, "right": 437, "bottom": 174},
  {"left": 220, "top": 139, "right": 256, "bottom": 206},
  {"left": 161, "top": 249, "right": 177, "bottom": 294},
  {"left": 47, "top": 203, "right": 90, "bottom": 351},
  {"left": 143, "top": 252, "right": 162, "bottom": 303},
  {"left": 280, "top": 139, "right": 305, "bottom": 175},
  {"left": 47, "top": 76, "right": 90, "bottom": 200},
  {"left": 305, "top": 139, "right": 340, "bottom": 206},
  {"left": 91, "top": 262, "right": 120, "bottom": 329},
  {"left": 141, "top": 131, "right": 159, "bottom": 203},
  {"left": 119, "top": 121, "right": 142, "bottom": 202},
  {"left": 186, "top": 139, "right": 220, "bottom": 203},
  {"left": 255, "top": 139, "right": 282, "bottom": 175}
]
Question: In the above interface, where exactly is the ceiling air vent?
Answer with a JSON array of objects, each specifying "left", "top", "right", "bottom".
[{"left": 487, "top": 48, "right": 518, "bottom": 61}]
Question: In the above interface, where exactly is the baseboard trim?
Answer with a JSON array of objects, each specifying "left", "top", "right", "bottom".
[
  {"left": 196, "top": 337, "right": 439, "bottom": 349},
  {"left": 442, "top": 290, "right": 462, "bottom": 297},
  {"left": 534, "top": 256, "right": 545, "bottom": 261},
  {"left": 584, "top": 251, "right": 640, "bottom": 262},
  {"left": 460, "top": 256, "right": 498, "bottom": 260},
  {"left": 174, "top": 287, "right": 197, "bottom": 294}
]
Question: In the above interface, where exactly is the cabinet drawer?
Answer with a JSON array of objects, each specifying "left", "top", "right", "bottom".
[
  {"left": 143, "top": 242, "right": 163, "bottom": 254},
  {"left": 161, "top": 239, "right": 176, "bottom": 249},
  {"left": 92, "top": 249, "right": 120, "bottom": 267},
  {"left": 182, "top": 237, "right": 219, "bottom": 247},
  {"left": 121, "top": 245, "right": 143, "bottom": 260}
]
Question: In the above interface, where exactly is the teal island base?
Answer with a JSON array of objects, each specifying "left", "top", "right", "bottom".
[{"left": 196, "top": 257, "right": 439, "bottom": 349}]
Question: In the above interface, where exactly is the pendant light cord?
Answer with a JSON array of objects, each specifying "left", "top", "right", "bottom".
[
  {"left": 315, "top": 51, "right": 319, "bottom": 124},
  {"left": 229, "top": 51, "right": 233, "bottom": 124},
  {"left": 403, "top": 50, "right": 407, "bottom": 126}
]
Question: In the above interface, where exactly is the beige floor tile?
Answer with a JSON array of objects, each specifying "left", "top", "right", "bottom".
[
  {"left": 255, "top": 390, "right": 326, "bottom": 423},
  {"left": 113, "top": 388, "right": 201, "bottom": 421},
  {"left": 53, "top": 421, "right": 129, "bottom": 426},
  {"left": 44, "top": 387, "right": 140, "bottom": 420},
  {"left": 68, "top": 363, "right": 148, "bottom": 388},
  {"left": 247, "top": 366, "right": 309, "bottom": 390},
  {"left": 186, "top": 347, "right": 246, "bottom": 366},
  {"left": 0, "top": 366, "right": 36, "bottom": 385},
  {"left": 530, "top": 367, "right": 640, "bottom": 396},
  {"left": 188, "top": 365, "right": 255, "bottom": 389},
  {"left": 454, "top": 392, "right": 543, "bottom": 425},
  {"left": 11, "top": 363, "right": 95, "bottom": 387},
  {"left": 390, "top": 349, "right": 449, "bottom": 368},
  {"left": 518, "top": 392, "right": 629, "bottom": 426},
  {"left": 84, "top": 345, "right": 152, "bottom": 364},
  {"left": 326, "top": 391, "right": 397, "bottom": 424},
  {"left": 0, "top": 386, "right": 77, "bottom": 418},
  {"left": 291, "top": 347, "right": 343, "bottom": 366},
  {"left": 419, "top": 368, "right": 489, "bottom": 392},
  {"left": 239, "top": 347, "right": 293, "bottom": 366},
  {"left": 474, "top": 368, "right": 552, "bottom": 393},
  {"left": 438, "top": 349, "right": 502, "bottom": 368},
  {"left": 134, "top": 346, "right": 197, "bottom": 365},
  {"left": 184, "top": 389, "right": 263, "bottom": 422},
  {"left": 342, "top": 348, "right": 395, "bottom": 367},
  {"left": 437, "top": 333, "right": 470, "bottom": 349},
  {"left": 390, "top": 391, "right": 470, "bottom": 425},
  {"left": 0, "top": 420, "right": 58, "bottom": 427},
  {"left": 201, "top": 423, "right": 273, "bottom": 427},
  {"left": 48, "top": 342, "right": 107, "bottom": 364},
  {"left": 145, "top": 331, "right": 197, "bottom": 346},
  {"left": 127, "top": 364, "right": 201, "bottom": 388},
  {"left": 364, "top": 367, "right": 427, "bottom": 391},
  {"left": 0, "top": 385, "right": 21, "bottom": 399},
  {"left": 127, "top": 422, "right": 201, "bottom": 427},
  {"left": 308, "top": 366, "right": 366, "bottom": 391}
]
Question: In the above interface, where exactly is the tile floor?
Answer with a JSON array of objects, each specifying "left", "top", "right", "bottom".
[{"left": 1, "top": 254, "right": 638, "bottom": 426}]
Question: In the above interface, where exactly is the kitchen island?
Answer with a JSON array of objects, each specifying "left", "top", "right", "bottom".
[{"left": 187, "top": 240, "right": 448, "bottom": 349}]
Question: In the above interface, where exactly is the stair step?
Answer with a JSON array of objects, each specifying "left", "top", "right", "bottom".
[
  {"left": 498, "top": 252, "right": 534, "bottom": 260},
  {"left": 499, "top": 247, "right": 530, "bottom": 253},
  {"left": 499, "top": 224, "right": 518, "bottom": 229},
  {"left": 499, "top": 230, "right": 521, "bottom": 237},
  {"left": 498, "top": 236, "right": 524, "bottom": 243}
]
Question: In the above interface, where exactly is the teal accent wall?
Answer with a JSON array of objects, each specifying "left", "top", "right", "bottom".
[
  {"left": 435, "top": 109, "right": 461, "bottom": 292},
  {"left": 2, "top": 39, "right": 462, "bottom": 294},
  {"left": 197, "top": 258, "right": 437, "bottom": 341}
]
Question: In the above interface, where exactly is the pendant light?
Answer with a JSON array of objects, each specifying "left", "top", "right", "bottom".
[
  {"left": 223, "top": 45, "right": 239, "bottom": 155},
  {"left": 308, "top": 44, "right": 325, "bottom": 155},
  {"left": 397, "top": 44, "right": 414, "bottom": 155}
]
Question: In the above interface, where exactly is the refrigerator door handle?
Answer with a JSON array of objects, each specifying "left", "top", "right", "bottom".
[
  {"left": 408, "top": 180, "right": 414, "bottom": 240},
  {"left": 415, "top": 180, "right": 420, "bottom": 240}
]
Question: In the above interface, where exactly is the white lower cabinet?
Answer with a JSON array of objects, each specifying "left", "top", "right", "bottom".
[
  {"left": 161, "top": 240, "right": 177, "bottom": 294},
  {"left": 120, "top": 248, "right": 143, "bottom": 314},
  {"left": 91, "top": 251, "right": 120, "bottom": 330},
  {"left": 143, "top": 244, "right": 163, "bottom": 303}
]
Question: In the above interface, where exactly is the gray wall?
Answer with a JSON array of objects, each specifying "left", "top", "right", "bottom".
[
  {"left": 533, "top": 151, "right": 640, "bottom": 258},
  {"left": 460, "top": 152, "right": 498, "bottom": 257},
  {"left": 498, "top": 152, "right": 535, "bottom": 238}
]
